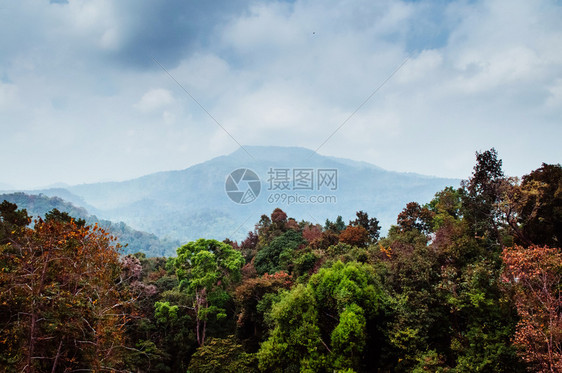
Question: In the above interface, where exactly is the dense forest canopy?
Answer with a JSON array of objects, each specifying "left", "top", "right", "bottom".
[{"left": 1, "top": 149, "right": 561, "bottom": 372}]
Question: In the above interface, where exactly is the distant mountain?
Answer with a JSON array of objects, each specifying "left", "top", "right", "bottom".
[
  {"left": 0, "top": 192, "right": 180, "bottom": 257},
  {"left": 17, "top": 146, "right": 460, "bottom": 244}
]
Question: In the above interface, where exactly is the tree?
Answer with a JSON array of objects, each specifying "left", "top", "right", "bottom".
[
  {"left": 381, "top": 226, "right": 446, "bottom": 371},
  {"left": 518, "top": 164, "right": 562, "bottom": 247},
  {"left": 0, "top": 200, "right": 30, "bottom": 244},
  {"left": 396, "top": 202, "right": 434, "bottom": 235},
  {"left": 256, "top": 209, "right": 294, "bottom": 248},
  {"left": 188, "top": 335, "right": 258, "bottom": 373},
  {"left": 339, "top": 225, "right": 369, "bottom": 248},
  {"left": 503, "top": 244, "right": 562, "bottom": 372},
  {"left": 349, "top": 210, "right": 381, "bottom": 243},
  {"left": 258, "top": 261, "right": 387, "bottom": 372},
  {"left": 253, "top": 230, "right": 304, "bottom": 275},
  {"left": 234, "top": 272, "right": 292, "bottom": 351},
  {"left": 122, "top": 254, "right": 189, "bottom": 373},
  {"left": 427, "top": 186, "right": 464, "bottom": 230},
  {"left": 461, "top": 148, "right": 506, "bottom": 250},
  {"left": 444, "top": 261, "right": 521, "bottom": 371},
  {"left": 240, "top": 231, "right": 259, "bottom": 261},
  {"left": 0, "top": 211, "right": 132, "bottom": 372},
  {"left": 271, "top": 208, "right": 288, "bottom": 225},
  {"left": 44, "top": 207, "right": 86, "bottom": 227},
  {"left": 257, "top": 284, "right": 323, "bottom": 372},
  {"left": 302, "top": 223, "right": 323, "bottom": 244},
  {"left": 325, "top": 216, "right": 346, "bottom": 233},
  {"left": 175, "top": 239, "right": 244, "bottom": 346}
]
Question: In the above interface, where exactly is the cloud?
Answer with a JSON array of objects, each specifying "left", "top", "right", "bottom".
[
  {"left": 0, "top": 0, "right": 561, "bottom": 189},
  {"left": 134, "top": 88, "right": 175, "bottom": 113},
  {"left": 0, "top": 82, "right": 19, "bottom": 110},
  {"left": 102, "top": 0, "right": 253, "bottom": 69}
]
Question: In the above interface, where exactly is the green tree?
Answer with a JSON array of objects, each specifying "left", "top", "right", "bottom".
[
  {"left": 45, "top": 208, "right": 86, "bottom": 227},
  {"left": 325, "top": 216, "right": 346, "bottom": 233},
  {"left": 175, "top": 239, "right": 244, "bottom": 346},
  {"left": 461, "top": 148, "right": 506, "bottom": 251},
  {"left": 257, "top": 284, "right": 324, "bottom": 372},
  {"left": 444, "top": 262, "right": 521, "bottom": 372},
  {"left": 518, "top": 163, "right": 562, "bottom": 246},
  {"left": 188, "top": 335, "right": 258, "bottom": 372},
  {"left": 0, "top": 200, "right": 30, "bottom": 244},
  {"left": 254, "top": 230, "right": 304, "bottom": 275},
  {"left": 258, "top": 261, "right": 387, "bottom": 372},
  {"left": 426, "top": 186, "right": 464, "bottom": 231}
]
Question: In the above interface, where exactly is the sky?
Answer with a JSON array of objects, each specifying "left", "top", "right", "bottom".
[{"left": 0, "top": 0, "right": 561, "bottom": 189}]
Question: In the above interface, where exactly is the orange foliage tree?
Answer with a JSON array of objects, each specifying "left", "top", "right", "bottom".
[
  {"left": 502, "top": 244, "right": 562, "bottom": 372},
  {"left": 0, "top": 216, "right": 133, "bottom": 372},
  {"left": 339, "top": 225, "right": 369, "bottom": 247}
]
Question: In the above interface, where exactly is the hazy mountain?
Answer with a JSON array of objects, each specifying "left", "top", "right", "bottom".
[
  {"left": 18, "top": 146, "right": 459, "bottom": 244},
  {"left": 0, "top": 192, "right": 180, "bottom": 256}
]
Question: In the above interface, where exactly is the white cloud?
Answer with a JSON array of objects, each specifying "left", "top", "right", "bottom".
[
  {"left": 134, "top": 88, "right": 175, "bottom": 113},
  {"left": 0, "top": 0, "right": 561, "bottom": 188},
  {"left": 546, "top": 79, "right": 562, "bottom": 108}
]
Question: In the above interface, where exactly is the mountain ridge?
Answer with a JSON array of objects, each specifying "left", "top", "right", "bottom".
[{"left": 4, "top": 146, "right": 460, "bottom": 244}]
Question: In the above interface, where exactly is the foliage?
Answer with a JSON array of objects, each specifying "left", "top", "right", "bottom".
[
  {"left": 254, "top": 229, "right": 304, "bottom": 275},
  {"left": 339, "top": 225, "right": 369, "bottom": 247},
  {"left": 258, "top": 261, "right": 387, "bottom": 372},
  {"left": 0, "top": 210, "right": 132, "bottom": 372},
  {"left": 175, "top": 239, "right": 244, "bottom": 346},
  {"left": 0, "top": 192, "right": 179, "bottom": 256},
  {"left": 503, "top": 244, "right": 562, "bottom": 372},
  {"left": 124, "top": 254, "right": 195, "bottom": 373},
  {"left": 349, "top": 210, "right": 381, "bottom": 243},
  {"left": 518, "top": 164, "right": 562, "bottom": 246},
  {"left": 324, "top": 215, "right": 346, "bottom": 233},
  {"left": 2, "top": 149, "right": 561, "bottom": 372},
  {"left": 234, "top": 271, "right": 293, "bottom": 351},
  {"left": 188, "top": 335, "right": 258, "bottom": 373},
  {"left": 461, "top": 148, "right": 506, "bottom": 251},
  {"left": 396, "top": 202, "right": 434, "bottom": 235}
]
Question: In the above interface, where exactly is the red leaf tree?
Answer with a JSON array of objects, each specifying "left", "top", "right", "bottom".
[{"left": 502, "top": 244, "right": 562, "bottom": 372}]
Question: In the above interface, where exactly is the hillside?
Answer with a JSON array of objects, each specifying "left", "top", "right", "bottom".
[{"left": 0, "top": 192, "right": 179, "bottom": 256}]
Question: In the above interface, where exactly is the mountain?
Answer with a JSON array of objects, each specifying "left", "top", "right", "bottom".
[
  {"left": 0, "top": 192, "right": 180, "bottom": 257},
  {"left": 17, "top": 146, "right": 460, "bottom": 245}
]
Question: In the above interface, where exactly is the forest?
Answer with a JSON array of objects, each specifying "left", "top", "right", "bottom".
[{"left": 1, "top": 149, "right": 561, "bottom": 372}]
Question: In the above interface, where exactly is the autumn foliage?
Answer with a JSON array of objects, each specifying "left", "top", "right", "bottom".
[
  {"left": 503, "top": 245, "right": 562, "bottom": 372},
  {"left": 0, "top": 152, "right": 561, "bottom": 372},
  {"left": 339, "top": 225, "right": 369, "bottom": 247},
  {"left": 0, "top": 213, "right": 132, "bottom": 372}
]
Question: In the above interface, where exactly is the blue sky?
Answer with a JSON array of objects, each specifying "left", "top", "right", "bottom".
[{"left": 0, "top": 0, "right": 561, "bottom": 189}]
